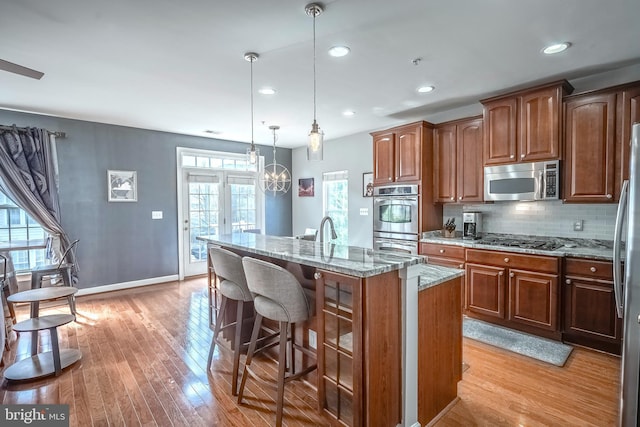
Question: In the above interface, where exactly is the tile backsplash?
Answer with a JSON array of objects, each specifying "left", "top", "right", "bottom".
[{"left": 443, "top": 201, "right": 618, "bottom": 241}]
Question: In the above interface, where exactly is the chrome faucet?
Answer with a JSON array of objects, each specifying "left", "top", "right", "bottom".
[{"left": 319, "top": 216, "right": 338, "bottom": 243}]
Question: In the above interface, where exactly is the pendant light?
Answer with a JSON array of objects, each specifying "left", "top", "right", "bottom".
[
  {"left": 259, "top": 125, "right": 291, "bottom": 196},
  {"left": 306, "top": 3, "right": 324, "bottom": 161},
  {"left": 245, "top": 52, "right": 260, "bottom": 165}
]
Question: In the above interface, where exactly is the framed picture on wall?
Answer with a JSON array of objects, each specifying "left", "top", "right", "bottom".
[
  {"left": 108, "top": 170, "right": 138, "bottom": 202},
  {"left": 363, "top": 172, "right": 374, "bottom": 197},
  {"left": 298, "top": 178, "right": 314, "bottom": 197}
]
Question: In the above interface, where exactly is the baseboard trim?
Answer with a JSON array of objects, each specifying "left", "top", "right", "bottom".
[
  {"left": 425, "top": 396, "right": 460, "bottom": 427},
  {"left": 75, "top": 275, "right": 180, "bottom": 297}
]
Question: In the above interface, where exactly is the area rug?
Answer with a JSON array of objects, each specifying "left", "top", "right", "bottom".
[{"left": 462, "top": 317, "right": 573, "bottom": 367}]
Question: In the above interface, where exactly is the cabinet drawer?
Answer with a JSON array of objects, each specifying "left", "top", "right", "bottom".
[
  {"left": 466, "top": 249, "right": 559, "bottom": 274},
  {"left": 565, "top": 258, "right": 613, "bottom": 280},
  {"left": 421, "top": 243, "right": 465, "bottom": 260},
  {"left": 427, "top": 257, "right": 465, "bottom": 270}
]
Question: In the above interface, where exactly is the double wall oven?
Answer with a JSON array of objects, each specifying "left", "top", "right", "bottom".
[{"left": 373, "top": 184, "right": 419, "bottom": 254}]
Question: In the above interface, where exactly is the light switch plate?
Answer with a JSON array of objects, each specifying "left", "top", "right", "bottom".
[
  {"left": 152, "top": 211, "right": 163, "bottom": 220},
  {"left": 573, "top": 219, "right": 583, "bottom": 231},
  {"left": 359, "top": 208, "right": 369, "bottom": 216},
  {"left": 308, "top": 330, "right": 317, "bottom": 349}
]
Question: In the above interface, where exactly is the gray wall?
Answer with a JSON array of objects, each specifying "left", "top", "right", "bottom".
[
  {"left": 0, "top": 110, "right": 292, "bottom": 289},
  {"left": 292, "top": 132, "right": 374, "bottom": 248}
]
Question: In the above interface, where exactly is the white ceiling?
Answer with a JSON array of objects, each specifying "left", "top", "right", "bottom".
[{"left": 1, "top": 0, "right": 640, "bottom": 149}]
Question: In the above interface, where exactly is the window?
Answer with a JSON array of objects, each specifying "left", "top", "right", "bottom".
[
  {"left": 323, "top": 171, "right": 348, "bottom": 245},
  {"left": 0, "top": 192, "right": 48, "bottom": 271}
]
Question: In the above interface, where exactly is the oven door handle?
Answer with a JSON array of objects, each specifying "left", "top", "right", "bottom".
[{"left": 374, "top": 196, "right": 418, "bottom": 202}]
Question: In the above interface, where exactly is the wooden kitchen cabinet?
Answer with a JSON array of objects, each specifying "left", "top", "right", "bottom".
[
  {"left": 564, "top": 80, "right": 640, "bottom": 203},
  {"left": 465, "top": 249, "right": 561, "bottom": 339},
  {"left": 482, "top": 80, "right": 573, "bottom": 166},
  {"left": 563, "top": 258, "right": 622, "bottom": 355},
  {"left": 420, "top": 243, "right": 465, "bottom": 270},
  {"left": 371, "top": 121, "right": 431, "bottom": 185},
  {"left": 434, "top": 116, "right": 483, "bottom": 203},
  {"left": 316, "top": 269, "right": 401, "bottom": 426}
]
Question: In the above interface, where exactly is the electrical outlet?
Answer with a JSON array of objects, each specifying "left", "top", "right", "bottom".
[
  {"left": 359, "top": 208, "right": 368, "bottom": 216},
  {"left": 151, "top": 211, "right": 163, "bottom": 219},
  {"left": 573, "top": 219, "right": 583, "bottom": 231},
  {"left": 308, "top": 329, "right": 317, "bottom": 349}
]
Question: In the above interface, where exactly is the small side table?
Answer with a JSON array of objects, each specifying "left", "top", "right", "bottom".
[
  {"left": 8, "top": 286, "right": 78, "bottom": 319},
  {"left": 3, "top": 314, "right": 81, "bottom": 380}
]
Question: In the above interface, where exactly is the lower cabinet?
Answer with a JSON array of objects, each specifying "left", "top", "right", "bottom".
[
  {"left": 420, "top": 242, "right": 466, "bottom": 308},
  {"left": 316, "top": 269, "right": 401, "bottom": 427},
  {"left": 563, "top": 258, "right": 622, "bottom": 355},
  {"left": 465, "top": 249, "right": 561, "bottom": 339}
]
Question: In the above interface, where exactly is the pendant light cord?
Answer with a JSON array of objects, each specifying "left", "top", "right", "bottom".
[
  {"left": 313, "top": 10, "right": 317, "bottom": 123},
  {"left": 250, "top": 56, "right": 255, "bottom": 146}
]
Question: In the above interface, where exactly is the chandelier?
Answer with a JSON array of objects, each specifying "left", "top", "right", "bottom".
[
  {"left": 306, "top": 3, "right": 324, "bottom": 161},
  {"left": 259, "top": 125, "right": 291, "bottom": 196},
  {"left": 245, "top": 52, "right": 260, "bottom": 165}
]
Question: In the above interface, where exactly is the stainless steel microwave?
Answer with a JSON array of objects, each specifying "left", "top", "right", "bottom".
[{"left": 484, "top": 160, "right": 559, "bottom": 201}]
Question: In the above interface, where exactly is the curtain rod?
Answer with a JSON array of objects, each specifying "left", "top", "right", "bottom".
[{"left": 0, "top": 124, "right": 66, "bottom": 138}]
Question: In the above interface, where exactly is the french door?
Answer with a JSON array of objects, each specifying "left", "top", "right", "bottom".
[{"left": 180, "top": 169, "right": 262, "bottom": 277}]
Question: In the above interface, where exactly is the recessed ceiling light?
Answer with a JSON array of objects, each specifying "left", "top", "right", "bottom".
[
  {"left": 542, "top": 42, "right": 571, "bottom": 55},
  {"left": 328, "top": 46, "right": 350, "bottom": 57},
  {"left": 203, "top": 129, "right": 221, "bottom": 135},
  {"left": 417, "top": 85, "right": 435, "bottom": 93},
  {"left": 343, "top": 110, "right": 355, "bottom": 117},
  {"left": 258, "top": 88, "right": 276, "bottom": 95}
]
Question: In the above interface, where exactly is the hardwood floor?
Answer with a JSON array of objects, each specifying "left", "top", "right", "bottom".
[{"left": 0, "top": 277, "right": 621, "bottom": 426}]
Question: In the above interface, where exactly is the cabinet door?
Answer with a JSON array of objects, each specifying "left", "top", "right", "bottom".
[
  {"left": 373, "top": 132, "right": 395, "bottom": 185},
  {"left": 317, "top": 270, "right": 362, "bottom": 427},
  {"left": 564, "top": 277, "right": 621, "bottom": 341},
  {"left": 457, "top": 118, "right": 484, "bottom": 202},
  {"left": 395, "top": 124, "right": 422, "bottom": 182},
  {"left": 564, "top": 92, "right": 617, "bottom": 202},
  {"left": 483, "top": 97, "right": 517, "bottom": 165},
  {"left": 508, "top": 269, "right": 558, "bottom": 331},
  {"left": 617, "top": 85, "right": 640, "bottom": 199},
  {"left": 434, "top": 124, "right": 457, "bottom": 202},
  {"left": 466, "top": 263, "right": 506, "bottom": 319},
  {"left": 519, "top": 86, "right": 562, "bottom": 162}
]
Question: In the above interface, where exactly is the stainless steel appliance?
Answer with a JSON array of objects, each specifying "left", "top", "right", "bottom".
[
  {"left": 463, "top": 212, "right": 482, "bottom": 240},
  {"left": 373, "top": 184, "right": 419, "bottom": 254},
  {"left": 614, "top": 122, "right": 640, "bottom": 426},
  {"left": 484, "top": 160, "right": 560, "bottom": 201}
]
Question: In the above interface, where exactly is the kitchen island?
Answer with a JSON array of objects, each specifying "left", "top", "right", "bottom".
[{"left": 198, "top": 233, "right": 464, "bottom": 427}]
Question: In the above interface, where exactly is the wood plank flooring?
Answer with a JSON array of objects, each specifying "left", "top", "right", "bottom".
[{"left": 0, "top": 277, "right": 621, "bottom": 426}]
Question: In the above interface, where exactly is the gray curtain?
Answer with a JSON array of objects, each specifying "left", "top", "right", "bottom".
[{"left": 0, "top": 127, "right": 77, "bottom": 281}]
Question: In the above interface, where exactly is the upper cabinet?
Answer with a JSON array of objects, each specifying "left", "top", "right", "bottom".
[
  {"left": 434, "top": 116, "right": 484, "bottom": 203},
  {"left": 564, "top": 81, "right": 640, "bottom": 203},
  {"left": 482, "top": 81, "right": 574, "bottom": 166},
  {"left": 372, "top": 121, "right": 432, "bottom": 185}
]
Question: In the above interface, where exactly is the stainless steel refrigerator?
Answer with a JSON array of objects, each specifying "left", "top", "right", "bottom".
[{"left": 615, "top": 122, "right": 640, "bottom": 426}]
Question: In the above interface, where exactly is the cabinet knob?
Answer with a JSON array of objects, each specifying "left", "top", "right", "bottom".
[
  {"left": 606, "top": 194, "right": 612, "bottom": 199},
  {"left": 510, "top": 154, "right": 515, "bottom": 159},
  {"left": 504, "top": 257, "right": 510, "bottom": 263},
  {"left": 388, "top": 177, "right": 392, "bottom": 181},
  {"left": 450, "top": 197, "right": 455, "bottom": 201},
  {"left": 566, "top": 279, "right": 572, "bottom": 285},
  {"left": 521, "top": 154, "right": 525, "bottom": 159},
  {"left": 439, "top": 249, "right": 445, "bottom": 254},
  {"left": 590, "top": 266, "right": 597, "bottom": 273},
  {"left": 509, "top": 272, "right": 515, "bottom": 278},
  {"left": 459, "top": 264, "right": 464, "bottom": 269},
  {"left": 395, "top": 176, "right": 398, "bottom": 180},
  {"left": 314, "top": 272, "right": 322, "bottom": 280},
  {"left": 498, "top": 271, "right": 504, "bottom": 276},
  {"left": 458, "top": 196, "right": 462, "bottom": 201}
]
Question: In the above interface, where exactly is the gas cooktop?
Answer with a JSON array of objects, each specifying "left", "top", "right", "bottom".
[{"left": 476, "top": 238, "right": 564, "bottom": 251}]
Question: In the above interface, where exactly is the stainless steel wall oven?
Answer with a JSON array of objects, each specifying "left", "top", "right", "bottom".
[{"left": 373, "top": 184, "right": 419, "bottom": 254}]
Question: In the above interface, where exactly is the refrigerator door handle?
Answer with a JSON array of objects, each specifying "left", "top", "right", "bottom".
[{"left": 613, "top": 179, "right": 629, "bottom": 319}]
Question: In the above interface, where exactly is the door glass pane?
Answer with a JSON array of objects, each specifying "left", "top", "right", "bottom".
[
  {"left": 323, "top": 177, "right": 348, "bottom": 245},
  {"left": 188, "top": 181, "right": 220, "bottom": 262},
  {"left": 230, "top": 183, "right": 257, "bottom": 232}
]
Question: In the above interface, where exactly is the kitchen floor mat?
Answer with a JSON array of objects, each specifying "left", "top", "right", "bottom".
[{"left": 462, "top": 317, "right": 573, "bottom": 367}]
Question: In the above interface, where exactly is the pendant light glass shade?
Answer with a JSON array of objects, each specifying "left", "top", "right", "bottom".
[
  {"left": 259, "top": 125, "right": 291, "bottom": 196},
  {"left": 306, "top": 3, "right": 324, "bottom": 161},
  {"left": 244, "top": 52, "right": 260, "bottom": 165}
]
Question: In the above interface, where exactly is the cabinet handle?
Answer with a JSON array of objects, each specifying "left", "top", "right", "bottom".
[
  {"left": 450, "top": 197, "right": 454, "bottom": 201},
  {"left": 395, "top": 177, "right": 398, "bottom": 180},
  {"left": 504, "top": 257, "right": 510, "bottom": 263},
  {"left": 509, "top": 272, "right": 515, "bottom": 278},
  {"left": 388, "top": 177, "right": 392, "bottom": 181},
  {"left": 439, "top": 249, "right": 445, "bottom": 254},
  {"left": 590, "top": 266, "right": 597, "bottom": 273},
  {"left": 314, "top": 272, "right": 322, "bottom": 280},
  {"left": 606, "top": 194, "right": 613, "bottom": 199},
  {"left": 510, "top": 154, "right": 515, "bottom": 159},
  {"left": 566, "top": 279, "right": 572, "bottom": 285},
  {"left": 459, "top": 264, "right": 464, "bottom": 269},
  {"left": 521, "top": 154, "right": 525, "bottom": 159},
  {"left": 498, "top": 271, "right": 504, "bottom": 276},
  {"left": 458, "top": 196, "right": 462, "bottom": 201}
]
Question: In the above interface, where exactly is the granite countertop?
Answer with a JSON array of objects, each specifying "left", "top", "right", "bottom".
[
  {"left": 420, "top": 231, "right": 619, "bottom": 261},
  {"left": 197, "top": 233, "right": 426, "bottom": 278},
  {"left": 417, "top": 264, "right": 465, "bottom": 291}
]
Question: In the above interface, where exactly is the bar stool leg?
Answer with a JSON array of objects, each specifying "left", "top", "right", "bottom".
[
  {"left": 48, "top": 326, "right": 62, "bottom": 375},
  {"left": 237, "top": 314, "right": 264, "bottom": 404},
  {"left": 276, "top": 321, "right": 289, "bottom": 427},
  {"left": 208, "top": 296, "right": 228, "bottom": 368},
  {"left": 231, "top": 300, "right": 244, "bottom": 396},
  {"left": 67, "top": 295, "right": 76, "bottom": 317},
  {"left": 30, "top": 330, "right": 38, "bottom": 356}
]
